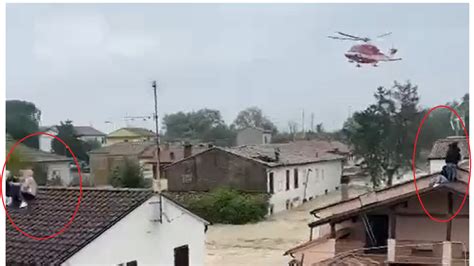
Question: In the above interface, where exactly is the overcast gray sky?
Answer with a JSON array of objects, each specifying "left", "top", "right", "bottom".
[{"left": 6, "top": 4, "right": 469, "bottom": 133}]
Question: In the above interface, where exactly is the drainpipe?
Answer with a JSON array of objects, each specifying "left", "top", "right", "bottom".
[{"left": 303, "top": 169, "right": 312, "bottom": 201}]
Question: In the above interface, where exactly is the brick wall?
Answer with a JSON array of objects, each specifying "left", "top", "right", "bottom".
[{"left": 165, "top": 148, "right": 268, "bottom": 192}]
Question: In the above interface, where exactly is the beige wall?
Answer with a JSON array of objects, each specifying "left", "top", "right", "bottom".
[
  {"left": 395, "top": 191, "right": 469, "bottom": 250},
  {"left": 90, "top": 154, "right": 141, "bottom": 186},
  {"left": 106, "top": 136, "right": 150, "bottom": 146},
  {"left": 396, "top": 216, "right": 446, "bottom": 241},
  {"left": 296, "top": 189, "right": 469, "bottom": 265}
]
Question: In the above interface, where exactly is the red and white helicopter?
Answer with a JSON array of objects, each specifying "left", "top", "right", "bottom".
[{"left": 328, "top": 31, "right": 402, "bottom": 67}]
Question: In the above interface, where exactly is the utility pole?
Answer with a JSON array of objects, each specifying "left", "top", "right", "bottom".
[
  {"left": 302, "top": 110, "right": 305, "bottom": 139},
  {"left": 152, "top": 81, "right": 161, "bottom": 192},
  {"left": 311, "top": 113, "right": 315, "bottom": 133}
]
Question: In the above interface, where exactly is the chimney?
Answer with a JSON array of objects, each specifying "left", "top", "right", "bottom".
[
  {"left": 341, "top": 183, "right": 349, "bottom": 201},
  {"left": 274, "top": 148, "right": 280, "bottom": 161},
  {"left": 184, "top": 143, "right": 193, "bottom": 158}
]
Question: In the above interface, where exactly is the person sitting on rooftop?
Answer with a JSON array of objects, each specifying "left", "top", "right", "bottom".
[
  {"left": 432, "top": 142, "right": 461, "bottom": 188},
  {"left": 6, "top": 169, "right": 37, "bottom": 208}
]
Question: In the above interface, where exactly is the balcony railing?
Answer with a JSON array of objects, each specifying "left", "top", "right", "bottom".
[{"left": 322, "top": 239, "right": 469, "bottom": 265}]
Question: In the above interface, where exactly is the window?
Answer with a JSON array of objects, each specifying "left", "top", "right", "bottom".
[
  {"left": 182, "top": 174, "right": 192, "bottom": 184},
  {"left": 52, "top": 170, "right": 61, "bottom": 179},
  {"left": 269, "top": 204, "right": 274, "bottom": 215},
  {"left": 269, "top": 173, "right": 274, "bottom": 194},
  {"left": 170, "top": 152, "right": 175, "bottom": 161},
  {"left": 321, "top": 169, "right": 325, "bottom": 180},
  {"left": 286, "top": 170, "right": 290, "bottom": 191},
  {"left": 315, "top": 169, "right": 319, "bottom": 182},
  {"left": 124, "top": 139, "right": 129, "bottom": 142},
  {"left": 286, "top": 200, "right": 290, "bottom": 210},
  {"left": 294, "top": 169, "right": 299, "bottom": 189},
  {"left": 264, "top": 136, "right": 268, "bottom": 144},
  {"left": 174, "top": 245, "right": 189, "bottom": 266},
  {"left": 182, "top": 167, "right": 192, "bottom": 184}
]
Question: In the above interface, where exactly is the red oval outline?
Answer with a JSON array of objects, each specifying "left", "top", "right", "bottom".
[
  {"left": 412, "top": 105, "right": 470, "bottom": 223},
  {"left": 1, "top": 132, "right": 83, "bottom": 240}
]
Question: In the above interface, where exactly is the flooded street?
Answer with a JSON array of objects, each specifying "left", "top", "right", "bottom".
[{"left": 205, "top": 187, "right": 369, "bottom": 265}]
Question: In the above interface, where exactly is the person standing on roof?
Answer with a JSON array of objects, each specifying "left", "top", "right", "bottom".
[{"left": 443, "top": 142, "right": 461, "bottom": 181}]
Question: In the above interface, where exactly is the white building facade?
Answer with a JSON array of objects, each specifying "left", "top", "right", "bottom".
[
  {"left": 39, "top": 128, "right": 58, "bottom": 153},
  {"left": 45, "top": 161, "right": 73, "bottom": 185},
  {"left": 266, "top": 159, "right": 343, "bottom": 214},
  {"left": 236, "top": 127, "right": 273, "bottom": 146},
  {"left": 64, "top": 195, "right": 208, "bottom": 266}
]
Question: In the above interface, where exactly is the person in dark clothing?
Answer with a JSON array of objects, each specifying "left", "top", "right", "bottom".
[
  {"left": 5, "top": 169, "right": 37, "bottom": 208},
  {"left": 433, "top": 142, "right": 461, "bottom": 187},
  {"left": 445, "top": 142, "right": 461, "bottom": 164}
]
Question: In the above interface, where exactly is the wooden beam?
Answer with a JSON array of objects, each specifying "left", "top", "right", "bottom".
[
  {"left": 446, "top": 192, "right": 453, "bottom": 241},
  {"left": 395, "top": 213, "right": 469, "bottom": 218},
  {"left": 389, "top": 208, "right": 396, "bottom": 239},
  {"left": 330, "top": 223, "right": 336, "bottom": 238}
]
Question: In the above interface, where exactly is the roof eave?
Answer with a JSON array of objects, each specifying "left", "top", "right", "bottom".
[{"left": 308, "top": 182, "right": 467, "bottom": 228}]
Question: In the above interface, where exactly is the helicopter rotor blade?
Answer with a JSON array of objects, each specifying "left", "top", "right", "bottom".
[
  {"left": 376, "top": 32, "right": 392, "bottom": 39},
  {"left": 328, "top": 36, "right": 359, "bottom": 41},
  {"left": 336, "top": 31, "right": 368, "bottom": 41}
]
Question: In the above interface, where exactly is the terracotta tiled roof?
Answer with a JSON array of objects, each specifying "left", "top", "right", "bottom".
[
  {"left": 107, "top": 127, "right": 155, "bottom": 137},
  {"left": 316, "top": 253, "right": 382, "bottom": 265},
  {"left": 428, "top": 136, "right": 469, "bottom": 159},
  {"left": 90, "top": 142, "right": 207, "bottom": 163},
  {"left": 89, "top": 141, "right": 155, "bottom": 156},
  {"left": 6, "top": 187, "right": 153, "bottom": 265},
  {"left": 6, "top": 137, "right": 72, "bottom": 163},
  {"left": 73, "top": 126, "right": 106, "bottom": 137},
  {"left": 225, "top": 140, "right": 346, "bottom": 167},
  {"left": 308, "top": 173, "right": 468, "bottom": 227}
]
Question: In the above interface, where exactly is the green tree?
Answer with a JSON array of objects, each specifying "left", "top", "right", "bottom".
[
  {"left": 232, "top": 107, "right": 277, "bottom": 133},
  {"left": 343, "top": 81, "right": 422, "bottom": 187},
  {"left": 6, "top": 148, "right": 27, "bottom": 177},
  {"left": 461, "top": 93, "right": 469, "bottom": 133},
  {"left": 32, "top": 163, "right": 49, "bottom": 186},
  {"left": 417, "top": 93, "right": 469, "bottom": 156},
  {"left": 84, "top": 139, "right": 102, "bottom": 151},
  {"left": 188, "top": 188, "right": 268, "bottom": 224},
  {"left": 109, "top": 159, "right": 145, "bottom": 188},
  {"left": 52, "top": 120, "right": 89, "bottom": 162},
  {"left": 6, "top": 100, "right": 41, "bottom": 148},
  {"left": 163, "top": 109, "right": 235, "bottom": 146},
  {"left": 316, "top": 123, "right": 324, "bottom": 134}
]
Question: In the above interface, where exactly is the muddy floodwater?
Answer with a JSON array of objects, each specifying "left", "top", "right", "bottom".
[{"left": 205, "top": 187, "right": 368, "bottom": 265}]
